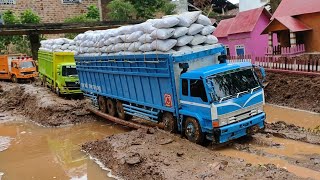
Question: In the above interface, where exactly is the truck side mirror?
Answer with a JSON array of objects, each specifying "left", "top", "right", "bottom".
[
  {"left": 218, "top": 55, "right": 227, "bottom": 64},
  {"left": 253, "top": 65, "right": 266, "bottom": 84}
]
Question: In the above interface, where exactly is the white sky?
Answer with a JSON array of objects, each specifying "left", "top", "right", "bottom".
[{"left": 228, "top": 0, "right": 240, "bottom": 4}]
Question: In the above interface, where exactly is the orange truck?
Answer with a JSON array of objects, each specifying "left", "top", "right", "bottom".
[{"left": 0, "top": 54, "right": 38, "bottom": 83}]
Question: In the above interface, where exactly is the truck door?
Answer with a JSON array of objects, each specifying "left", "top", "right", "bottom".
[{"left": 180, "top": 79, "right": 212, "bottom": 124}]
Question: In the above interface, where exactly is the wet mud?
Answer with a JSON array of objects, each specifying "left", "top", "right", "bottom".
[
  {"left": 82, "top": 128, "right": 301, "bottom": 180},
  {"left": 0, "top": 82, "right": 98, "bottom": 126},
  {"left": 265, "top": 72, "right": 320, "bottom": 113}
]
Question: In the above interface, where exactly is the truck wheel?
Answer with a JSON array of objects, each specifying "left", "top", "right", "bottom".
[
  {"left": 55, "top": 87, "right": 61, "bottom": 97},
  {"left": 98, "top": 96, "right": 108, "bottom": 113},
  {"left": 162, "top": 112, "right": 177, "bottom": 133},
  {"left": 184, "top": 117, "right": 204, "bottom": 144},
  {"left": 116, "top": 101, "right": 133, "bottom": 120},
  {"left": 11, "top": 75, "right": 18, "bottom": 83},
  {"left": 106, "top": 99, "right": 117, "bottom": 117}
]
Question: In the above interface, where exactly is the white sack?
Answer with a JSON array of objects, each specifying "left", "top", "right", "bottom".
[
  {"left": 128, "top": 42, "right": 142, "bottom": 52},
  {"left": 126, "top": 31, "right": 144, "bottom": 42},
  {"left": 196, "top": 14, "right": 213, "bottom": 26},
  {"left": 173, "top": 27, "right": 189, "bottom": 38},
  {"left": 61, "top": 44, "right": 70, "bottom": 50},
  {"left": 178, "top": 11, "right": 201, "bottom": 27},
  {"left": 138, "top": 34, "right": 154, "bottom": 43},
  {"left": 201, "top": 26, "right": 216, "bottom": 35},
  {"left": 151, "top": 39, "right": 177, "bottom": 52},
  {"left": 175, "top": 46, "right": 192, "bottom": 52},
  {"left": 141, "top": 22, "right": 157, "bottom": 34},
  {"left": 154, "top": 17, "right": 180, "bottom": 28},
  {"left": 176, "top": 36, "right": 194, "bottom": 47},
  {"left": 188, "top": 24, "right": 204, "bottom": 35},
  {"left": 151, "top": 28, "right": 175, "bottom": 40},
  {"left": 139, "top": 43, "right": 153, "bottom": 52},
  {"left": 205, "top": 35, "right": 218, "bottom": 44},
  {"left": 106, "top": 45, "right": 115, "bottom": 53},
  {"left": 109, "top": 36, "right": 123, "bottom": 44},
  {"left": 189, "top": 35, "right": 207, "bottom": 45}
]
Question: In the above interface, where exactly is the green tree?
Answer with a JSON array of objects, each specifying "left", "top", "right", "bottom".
[
  {"left": 20, "top": 9, "right": 41, "bottom": 24},
  {"left": 86, "top": 5, "right": 100, "bottom": 20},
  {"left": 160, "top": 2, "right": 176, "bottom": 15},
  {"left": 107, "top": 0, "right": 136, "bottom": 21},
  {"left": 129, "top": 0, "right": 164, "bottom": 19},
  {"left": 270, "top": 0, "right": 282, "bottom": 13}
]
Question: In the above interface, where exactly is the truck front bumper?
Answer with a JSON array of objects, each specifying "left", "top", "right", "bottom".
[
  {"left": 18, "top": 73, "right": 38, "bottom": 79},
  {"left": 60, "top": 88, "right": 83, "bottom": 95},
  {"left": 213, "top": 113, "right": 266, "bottom": 144}
]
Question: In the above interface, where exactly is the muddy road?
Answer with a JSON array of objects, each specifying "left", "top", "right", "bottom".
[{"left": 0, "top": 81, "right": 319, "bottom": 180}]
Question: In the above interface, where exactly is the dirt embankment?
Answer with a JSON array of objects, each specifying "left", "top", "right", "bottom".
[
  {"left": 0, "top": 82, "right": 97, "bottom": 126},
  {"left": 265, "top": 72, "right": 320, "bottom": 113},
  {"left": 82, "top": 128, "right": 301, "bottom": 180},
  {"left": 265, "top": 121, "right": 320, "bottom": 145}
]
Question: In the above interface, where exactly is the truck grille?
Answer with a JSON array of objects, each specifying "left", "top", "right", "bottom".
[
  {"left": 218, "top": 103, "right": 263, "bottom": 127},
  {"left": 22, "top": 71, "right": 35, "bottom": 75},
  {"left": 65, "top": 82, "right": 80, "bottom": 90}
]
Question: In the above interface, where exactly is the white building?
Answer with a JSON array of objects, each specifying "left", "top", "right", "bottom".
[{"left": 239, "top": 0, "right": 270, "bottom": 12}]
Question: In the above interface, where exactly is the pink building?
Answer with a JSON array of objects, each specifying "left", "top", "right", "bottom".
[{"left": 214, "top": 7, "right": 276, "bottom": 59}]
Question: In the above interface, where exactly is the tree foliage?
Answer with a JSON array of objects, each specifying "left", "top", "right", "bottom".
[
  {"left": 107, "top": 0, "right": 136, "bottom": 21},
  {"left": 0, "top": 9, "right": 41, "bottom": 55},
  {"left": 86, "top": 5, "right": 100, "bottom": 20},
  {"left": 20, "top": 9, "right": 41, "bottom": 24},
  {"left": 107, "top": 0, "right": 176, "bottom": 20},
  {"left": 270, "top": 0, "right": 282, "bottom": 13}
]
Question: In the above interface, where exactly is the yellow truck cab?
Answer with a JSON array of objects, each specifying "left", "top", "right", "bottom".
[{"left": 0, "top": 54, "right": 38, "bottom": 83}]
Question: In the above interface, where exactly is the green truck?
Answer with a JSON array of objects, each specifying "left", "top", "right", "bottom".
[{"left": 38, "top": 51, "right": 82, "bottom": 96}]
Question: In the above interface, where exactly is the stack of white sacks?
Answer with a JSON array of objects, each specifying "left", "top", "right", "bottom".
[
  {"left": 39, "top": 38, "right": 77, "bottom": 53},
  {"left": 73, "top": 11, "right": 219, "bottom": 56}
]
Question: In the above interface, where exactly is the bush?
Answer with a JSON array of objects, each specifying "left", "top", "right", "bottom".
[
  {"left": 20, "top": 9, "right": 41, "bottom": 24},
  {"left": 86, "top": 5, "right": 100, "bottom": 20},
  {"left": 107, "top": 0, "right": 136, "bottom": 21}
]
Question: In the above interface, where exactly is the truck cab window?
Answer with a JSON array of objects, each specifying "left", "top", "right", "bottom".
[
  {"left": 182, "top": 79, "right": 188, "bottom": 96},
  {"left": 190, "top": 80, "right": 208, "bottom": 102}
]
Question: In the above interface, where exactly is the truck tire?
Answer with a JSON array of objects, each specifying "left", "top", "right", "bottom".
[
  {"left": 98, "top": 96, "right": 108, "bottom": 113},
  {"left": 184, "top": 117, "right": 204, "bottom": 144},
  {"left": 106, "top": 99, "right": 117, "bottom": 117},
  {"left": 11, "top": 75, "right": 18, "bottom": 83},
  {"left": 55, "top": 87, "right": 61, "bottom": 97},
  {"left": 162, "top": 112, "right": 177, "bottom": 133},
  {"left": 116, "top": 101, "right": 133, "bottom": 120}
]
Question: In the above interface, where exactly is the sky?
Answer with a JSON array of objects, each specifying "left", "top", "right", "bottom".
[{"left": 228, "top": 0, "right": 240, "bottom": 4}]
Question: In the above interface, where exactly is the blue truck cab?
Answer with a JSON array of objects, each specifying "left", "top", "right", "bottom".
[{"left": 75, "top": 44, "right": 266, "bottom": 144}]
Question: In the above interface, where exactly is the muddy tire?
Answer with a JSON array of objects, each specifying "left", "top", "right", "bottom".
[
  {"left": 106, "top": 99, "right": 117, "bottom": 117},
  {"left": 184, "top": 117, "right": 204, "bottom": 145},
  {"left": 162, "top": 112, "right": 177, "bottom": 133},
  {"left": 11, "top": 75, "right": 18, "bottom": 83},
  {"left": 116, "top": 101, "right": 132, "bottom": 120},
  {"left": 55, "top": 87, "right": 61, "bottom": 97},
  {"left": 98, "top": 96, "right": 108, "bottom": 113}
]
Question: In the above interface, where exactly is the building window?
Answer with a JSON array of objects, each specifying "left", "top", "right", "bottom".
[
  {"left": 235, "top": 45, "right": 245, "bottom": 56},
  {"left": 62, "top": 0, "right": 81, "bottom": 4},
  {"left": 190, "top": 80, "right": 208, "bottom": 102},
  {"left": 225, "top": 45, "right": 230, "bottom": 56},
  {"left": 0, "top": 0, "right": 16, "bottom": 5}
]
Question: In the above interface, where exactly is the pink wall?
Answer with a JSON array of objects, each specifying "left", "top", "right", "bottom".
[{"left": 217, "top": 11, "right": 277, "bottom": 59}]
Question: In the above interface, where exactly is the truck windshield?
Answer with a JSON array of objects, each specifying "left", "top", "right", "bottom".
[
  {"left": 207, "top": 68, "right": 261, "bottom": 102},
  {"left": 20, "top": 61, "right": 34, "bottom": 69},
  {"left": 62, "top": 66, "right": 78, "bottom": 76}
]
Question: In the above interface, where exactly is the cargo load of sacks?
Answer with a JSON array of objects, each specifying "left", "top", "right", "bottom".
[
  {"left": 39, "top": 38, "right": 77, "bottom": 53},
  {"left": 74, "top": 11, "right": 219, "bottom": 56}
]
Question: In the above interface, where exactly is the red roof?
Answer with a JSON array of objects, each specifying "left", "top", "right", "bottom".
[
  {"left": 213, "top": 18, "right": 235, "bottom": 38},
  {"left": 214, "top": 7, "right": 271, "bottom": 37},
  {"left": 276, "top": 16, "right": 312, "bottom": 32},
  {"left": 272, "top": 0, "right": 320, "bottom": 19}
]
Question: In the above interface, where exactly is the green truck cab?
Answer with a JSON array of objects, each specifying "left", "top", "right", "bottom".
[{"left": 38, "top": 51, "right": 82, "bottom": 96}]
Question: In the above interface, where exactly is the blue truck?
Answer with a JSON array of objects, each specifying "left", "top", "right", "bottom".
[{"left": 75, "top": 44, "right": 266, "bottom": 144}]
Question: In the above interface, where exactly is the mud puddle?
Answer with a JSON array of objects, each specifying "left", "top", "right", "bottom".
[
  {"left": 265, "top": 104, "right": 320, "bottom": 129},
  {"left": 0, "top": 120, "right": 127, "bottom": 180}
]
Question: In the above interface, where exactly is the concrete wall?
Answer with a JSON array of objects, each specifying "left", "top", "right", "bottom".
[
  {"left": 0, "top": 0, "right": 99, "bottom": 23},
  {"left": 171, "top": 0, "right": 188, "bottom": 14},
  {"left": 239, "top": 0, "right": 269, "bottom": 12}
]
